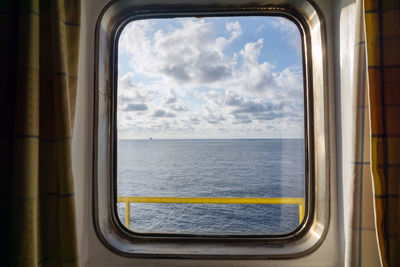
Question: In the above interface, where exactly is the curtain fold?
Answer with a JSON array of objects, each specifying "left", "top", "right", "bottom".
[
  {"left": 0, "top": 0, "right": 81, "bottom": 266},
  {"left": 340, "top": 1, "right": 381, "bottom": 266},
  {"left": 365, "top": 0, "right": 400, "bottom": 266}
]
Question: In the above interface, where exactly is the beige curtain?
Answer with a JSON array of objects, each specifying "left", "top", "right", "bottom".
[
  {"left": 342, "top": 0, "right": 400, "bottom": 265},
  {"left": 346, "top": 15, "right": 381, "bottom": 266},
  {"left": 0, "top": 0, "right": 81, "bottom": 266},
  {"left": 365, "top": 0, "right": 400, "bottom": 266},
  {"left": 339, "top": 0, "right": 381, "bottom": 266}
]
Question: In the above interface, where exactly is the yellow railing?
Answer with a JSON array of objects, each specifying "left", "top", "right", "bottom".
[{"left": 118, "top": 197, "right": 305, "bottom": 228}]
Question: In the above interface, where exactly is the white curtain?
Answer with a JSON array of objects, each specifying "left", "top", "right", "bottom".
[{"left": 338, "top": 0, "right": 381, "bottom": 266}]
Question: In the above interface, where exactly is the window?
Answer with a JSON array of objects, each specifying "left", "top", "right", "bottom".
[
  {"left": 94, "top": 0, "right": 329, "bottom": 258},
  {"left": 116, "top": 16, "right": 306, "bottom": 236}
]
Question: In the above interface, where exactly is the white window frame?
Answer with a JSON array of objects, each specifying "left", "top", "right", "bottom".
[{"left": 93, "top": 0, "right": 329, "bottom": 258}]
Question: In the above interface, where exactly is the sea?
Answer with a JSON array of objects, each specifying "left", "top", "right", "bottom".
[{"left": 117, "top": 139, "right": 305, "bottom": 235}]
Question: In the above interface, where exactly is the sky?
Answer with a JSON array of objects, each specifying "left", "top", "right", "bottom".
[{"left": 117, "top": 16, "right": 304, "bottom": 139}]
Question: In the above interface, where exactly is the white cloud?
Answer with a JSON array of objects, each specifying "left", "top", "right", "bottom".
[
  {"left": 119, "top": 19, "right": 302, "bottom": 97},
  {"left": 232, "top": 114, "right": 252, "bottom": 124},
  {"left": 151, "top": 109, "right": 175, "bottom": 118},
  {"left": 240, "top": 38, "right": 264, "bottom": 65},
  {"left": 119, "top": 19, "right": 240, "bottom": 85},
  {"left": 118, "top": 18, "right": 304, "bottom": 139},
  {"left": 269, "top": 18, "right": 302, "bottom": 53},
  {"left": 224, "top": 90, "right": 290, "bottom": 122},
  {"left": 170, "top": 104, "right": 188, "bottom": 112},
  {"left": 164, "top": 88, "right": 177, "bottom": 104},
  {"left": 202, "top": 90, "right": 224, "bottom": 107},
  {"left": 226, "top": 38, "right": 278, "bottom": 95},
  {"left": 124, "top": 103, "right": 148, "bottom": 111},
  {"left": 226, "top": 21, "right": 242, "bottom": 39},
  {"left": 118, "top": 73, "right": 154, "bottom": 104}
]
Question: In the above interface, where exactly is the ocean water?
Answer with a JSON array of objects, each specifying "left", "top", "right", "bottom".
[{"left": 117, "top": 139, "right": 305, "bottom": 235}]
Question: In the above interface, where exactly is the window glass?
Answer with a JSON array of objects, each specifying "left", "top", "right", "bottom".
[{"left": 116, "top": 16, "right": 305, "bottom": 235}]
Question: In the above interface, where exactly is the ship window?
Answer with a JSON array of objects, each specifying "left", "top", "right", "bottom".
[
  {"left": 94, "top": 1, "right": 329, "bottom": 258},
  {"left": 116, "top": 16, "right": 306, "bottom": 236}
]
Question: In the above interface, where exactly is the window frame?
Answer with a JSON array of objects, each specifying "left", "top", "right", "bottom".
[{"left": 94, "top": 0, "right": 329, "bottom": 259}]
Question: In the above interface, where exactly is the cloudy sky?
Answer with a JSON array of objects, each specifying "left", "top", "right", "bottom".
[{"left": 117, "top": 16, "right": 304, "bottom": 139}]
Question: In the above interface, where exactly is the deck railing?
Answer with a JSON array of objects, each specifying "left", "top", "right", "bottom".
[{"left": 118, "top": 197, "right": 305, "bottom": 228}]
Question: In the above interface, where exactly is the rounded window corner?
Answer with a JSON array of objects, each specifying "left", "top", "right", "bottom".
[{"left": 93, "top": 0, "right": 329, "bottom": 259}]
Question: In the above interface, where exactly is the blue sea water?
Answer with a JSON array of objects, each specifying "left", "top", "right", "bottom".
[{"left": 117, "top": 139, "right": 305, "bottom": 235}]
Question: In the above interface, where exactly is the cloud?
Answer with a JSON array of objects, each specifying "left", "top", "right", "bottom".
[
  {"left": 124, "top": 103, "right": 148, "bottom": 111},
  {"left": 151, "top": 109, "right": 175, "bottom": 118},
  {"left": 163, "top": 89, "right": 188, "bottom": 111},
  {"left": 204, "top": 90, "right": 221, "bottom": 99},
  {"left": 254, "top": 113, "right": 285, "bottom": 121},
  {"left": 119, "top": 19, "right": 241, "bottom": 85},
  {"left": 224, "top": 90, "right": 246, "bottom": 106},
  {"left": 226, "top": 39, "right": 279, "bottom": 95},
  {"left": 269, "top": 17, "right": 301, "bottom": 53},
  {"left": 170, "top": 104, "right": 188, "bottom": 111},
  {"left": 240, "top": 38, "right": 264, "bottom": 65},
  {"left": 189, "top": 117, "right": 201, "bottom": 125},
  {"left": 226, "top": 21, "right": 242, "bottom": 39},
  {"left": 275, "top": 67, "right": 303, "bottom": 97},
  {"left": 232, "top": 114, "right": 252, "bottom": 124},
  {"left": 160, "top": 65, "right": 191, "bottom": 82},
  {"left": 202, "top": 105, "right": 225, "bottom": 124},
  {"left": 120, "top": 19, "right": 303, "bottom": 98},
  {"left": 224, "top": 91, "right": 289, "bottom": 121},
  {"left": 118, "top": 73, "right": 154, "bottom": 105},
  {"left": 203, "top": 114, "right": 225, "bottom": 124},
  {"left": 119, "top": 95, "right": 133, "bottom": 105},
  {"left": 118, "top": 17, "right": 305, "bottom": 138},
  {"left": 164, "top": 89, "right": 177, "bottom": 104},
  {"left": 270, "top": 17, "right": 299, "bottom": 35},
  {"left": 180, "top": 115, "right": 201, "bottom": 126},
  {"left": 201, "top": 90, "right": 224, "bottom": 107}
]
